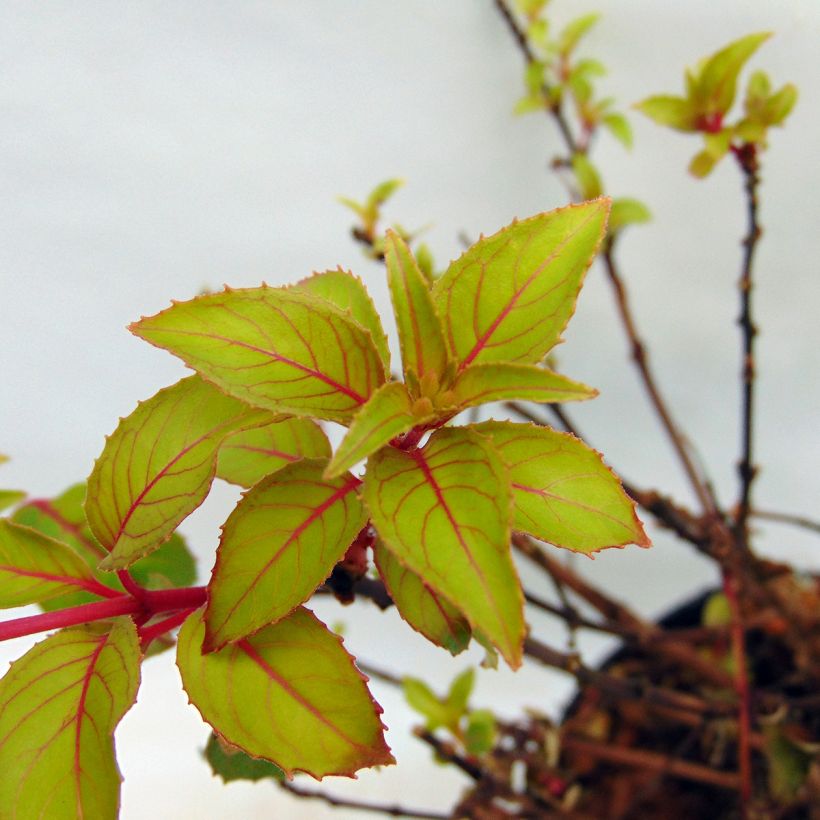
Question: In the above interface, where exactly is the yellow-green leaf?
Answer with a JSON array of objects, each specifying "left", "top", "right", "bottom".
[
  {"left": 178, "top": 607, "right": 394, "bottom": 778},
  {"left": 558, "top": 13, "right": 599, "bottom": 56},
  {"left": 130, "top": 286, "right": 385, "bottom": 423},
  {"left": 364, "top": 427, "right": 524, "bottom": 668},
  {"left": 385, "top": 230, "right": 449, "bottom": 384},
  {"left": 292, "top": 269, "right": 390, "bottom": 373},
  {"left": 474, "top": 421, "right": 650, "bottom": 554},
  {"left": 326, "top": 382, "right": 425, "bottom": 479},
  {"left": 634, "top": 95, "right": 697, "bottom": 132},
  {"left": 433, "top": 200, "right": 610, "bottom": 372},
  {"left": 204, "top": 459, "right": 367, "bottom": 651},
  {"left": 0, "top": 519, "right": 112, "bottom": 608},
  {"left": 87, "top": 376, "right": 265, "bottom": 570},
  {"left": 217, "top": 416, "right": 331, "bottom": 488},
  {"left": 374, "top": 539, "right": 470, "bottom": 655},
  {"left": 446, "top": 363, "right": 596, "bottom": 411},
  {"left": 0, "top": 489, "right": 25, "bottom": 513},
  {"left": 14, "top": 484, "right": 195, "bottom": 610},
  {"left": 602, "top": 112, "right": 633, "bottom": 149},
  {"left": 0, "top": 619, "right": 140, "bottom": 819}
]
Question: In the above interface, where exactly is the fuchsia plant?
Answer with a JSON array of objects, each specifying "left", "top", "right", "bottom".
[{"left": 0, "top": 198, "right": 649, "bottom": 814}]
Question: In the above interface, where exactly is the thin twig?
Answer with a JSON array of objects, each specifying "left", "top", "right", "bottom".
[
  {"left": 278, "top": 780, "right": 450, "bottom": 820},
  {"left": 733, "top": 144, "right": 763, "bottom": 545},
  {"left": 753, "top": 508, "right": 820, "bottom": 536},
  {"left": 601, "top": 242, "right": 718, "bottom": 515}
]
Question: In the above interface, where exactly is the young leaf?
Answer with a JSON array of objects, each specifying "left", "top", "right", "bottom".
[
  {"left": 445, "top": 363, "right": 596, "bottom": 411},
  {"left": 0, "top": 619, "right": 140, "bottom": 819},
  {"left": 178, "top": 607, "right": 394, "bottom": 778},
  {"left": 474, "top": 421, "right": 650, "bottom": 553},
  {"left": 326, "top": 381, "right": 427, "bottom": 479},
  {"left": 87, "top": 375, "right": 266, "bottom": 570},
  {"left": 558, "top": 13, "right": 600, "bottom": 56},
  {"left": 130, "top": 286, "right": 385, "bottom": 423},
  {"left": 464, "top": 709, "right": 497, "bottom": 755},
  {"left": 217, "top": 416, "right": 331, "bottom": 488},
  {"left": 374, "top": 539, "right": 471, "bottom": 656},
  {"left": 204, "top": 733, "right": 284, "bottom": 783},
  {"left": 696, "top": 32, "right": 770, "bottom": 116},
  {"left": 571, "top": 154, "right": 602, "bottom": 200},
  {"left": 364, "top": 427, "right": 524, "bottom": 668},
  {"left": 433, "top": 200, "right": 610, "bottom": 371},
  {"left": 204, "top": 458, "right": 366, "bottom": 651},
  {"left": 403, "top": 678, "right": 451, "bottom": 730},
  {"left": 609, "top": 198, "right": 652, "bottom": 234},
  {"left": 384, "top": 230, "right": 449, "bottom": 384},
  {"left": 634, "top": 95, "right": 697, "bottom": 132},
  {"left": 446, "top": 668, "right": 475, "bottom": 717},
  {"left": 0, "top": 519, "right": 111, "bottom": 607},
  {"left": 602, "top": 112, "right": 633, "bottom": 149},
  {"left": 292, "top": 269, "right": 391, "bottom": 372}
]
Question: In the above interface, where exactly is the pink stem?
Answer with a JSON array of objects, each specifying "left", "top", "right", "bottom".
[{"left": 139, "top": 608, "right": 196, "bottom": 650}]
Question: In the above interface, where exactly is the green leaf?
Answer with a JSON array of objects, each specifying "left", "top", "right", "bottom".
[
  {"left": 609, "top": 198, "right": 652, "bottom": 233},
  {"left": 696, "top": 32, "right": 770, "bottom": 116},
  {"left": 130, "top": 287, "right": 386, "bottom": 423},
  {"left": 558, "top": 13, "right": 599, "bottom": 56},
  {"left": 445, "top": 363, "right": 596, "bottom": 411},
  {"left": 366, "top": 178, "right": 404, "bottom": 211},
  {"left": 403, "top": 678, "right": 451, "bottom": 730},
  {"left": 129, "top": 531, "right": 196, "bottom": 589},
  {"left": 513, "top": 96, "right": 546, "bottom": 116},
  {"left": 474, "top": 421, "right": 650, "bottom": 553},
  {"left": 465, "top": 709, "right": 497, "bottom": 755},
  {"left": 0, "top": 519, "right": 110, "bottom": 608},
  {"left": 374, "top": 539, "right": 470, "bottom": 655},
  {"left": 602, "top": 112, "right": 633, "bottom": 149},
  {"left": 178, "top": 607, "right": 394, "bottom": 778},
  {"left": 0, "top": 489, "right": 25, "bottom": 513},
  {"left": 364, "top": 427, "right": 524, "bottom": 668},
  {"left": 14, "top": 484, "right": 105, "bottom": 567},
  {"left": 634, "top": 95, "right": 697, "bottom": 132},
  {"left": 204, "top": 458, "right": 367, "bottom": 651},
  {"left": 87, "top": 376, "right": 265, "bottom": 570},
  {"left": 571, "top": 155, "right": 602, "bottom": 200},
  {"left": 415, "top": 243, "right": 436, "bottom": 284},
  {"left": 204, "top": 733, "right": 284, "bottom": 783},
  {"left": 764, "top": 725, "right": 812, "bottom": 801},
  {"left": 326, "top": 382, "right": 425, "bottom": 479},
  {"left": 292, "top": 269, "right": 391, "bottom": 372},
  {"left": 433, "top": 200, "right": 610, "bottom": 371},
  {"left": 385, "top": 230, "right": 449, "bottom": 385},
  {"left": 217, "top": 416, "right": 331, "bottom": 488},
  {"left": 446, "top": 668, "right": 475, "bottom": 717},
  {"left": 0, "top": 619, "right": 141, "bottom": 819}
]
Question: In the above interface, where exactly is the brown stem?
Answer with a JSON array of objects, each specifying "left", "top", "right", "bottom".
[
  {"left": 494, "top": 0, "right": 579, "bottom": 154},
  {"left": 601, "top": 242, "right": 717, "bottom": 515},
  {"left": 514, "top": 534, "right": 734, "bottom": 689},
  {"left": 733, "top": 144, "right": 762, "bottom": 545},
  {"left": 561, "top": 734, "right": 742, "bottom": 792}
]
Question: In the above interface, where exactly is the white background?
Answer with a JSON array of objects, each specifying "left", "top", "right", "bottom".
[{"left": 1, "top": 2, "right": 819, "bottom": 817}]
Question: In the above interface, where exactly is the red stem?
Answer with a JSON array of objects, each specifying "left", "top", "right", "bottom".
[
  {"left": 139, "top": 608, "right": 196, "bottom": 650},
  {"left": 117, "top": 569, "right": 145, "bottom": 600},
  {"left": 723, "top": 571, "right": 752, "bottom": 811},
  {"left": 0, "top": 586, "right": 207, "bottom": 643}
]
